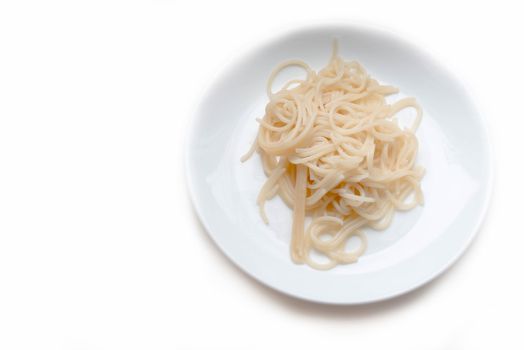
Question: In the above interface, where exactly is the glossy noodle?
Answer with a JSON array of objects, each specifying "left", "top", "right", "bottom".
[{"left": 242, "top": 41, "right": 424, "bottom": 270}]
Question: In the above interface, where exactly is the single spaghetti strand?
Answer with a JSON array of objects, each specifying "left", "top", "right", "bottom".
[{"left": 290, "top": 164, "right": 308, "bottom": 263}]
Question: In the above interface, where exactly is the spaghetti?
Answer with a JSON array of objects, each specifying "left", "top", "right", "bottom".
[{"left": 242, "top": 41, "right": 424, "bottom": 270}]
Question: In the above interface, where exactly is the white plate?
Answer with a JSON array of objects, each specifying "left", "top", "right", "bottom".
[{"left": 186, "top": 25, "right": 492, "bottom": 304}]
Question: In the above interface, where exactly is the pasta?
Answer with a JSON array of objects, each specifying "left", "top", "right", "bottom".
[{"left": 242, "top": 41, "right": 424, "bottom": 270}]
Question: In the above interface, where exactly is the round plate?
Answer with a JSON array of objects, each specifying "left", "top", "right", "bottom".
[{"left": 186, "top": 25, "right": 492, "bottom": 304}]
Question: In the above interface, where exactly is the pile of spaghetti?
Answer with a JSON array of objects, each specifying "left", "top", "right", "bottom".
[{"left": 242, "top": 42, "right": 424, "bottom": 270}]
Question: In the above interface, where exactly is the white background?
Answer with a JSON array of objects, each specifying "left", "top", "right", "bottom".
[{"left": 0, "top": 1, "right": 520, "bottom": 349}]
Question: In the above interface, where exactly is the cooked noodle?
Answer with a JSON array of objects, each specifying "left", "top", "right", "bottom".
[{"left": 242, "top": 40, "right": 424, "bottom": 270}]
